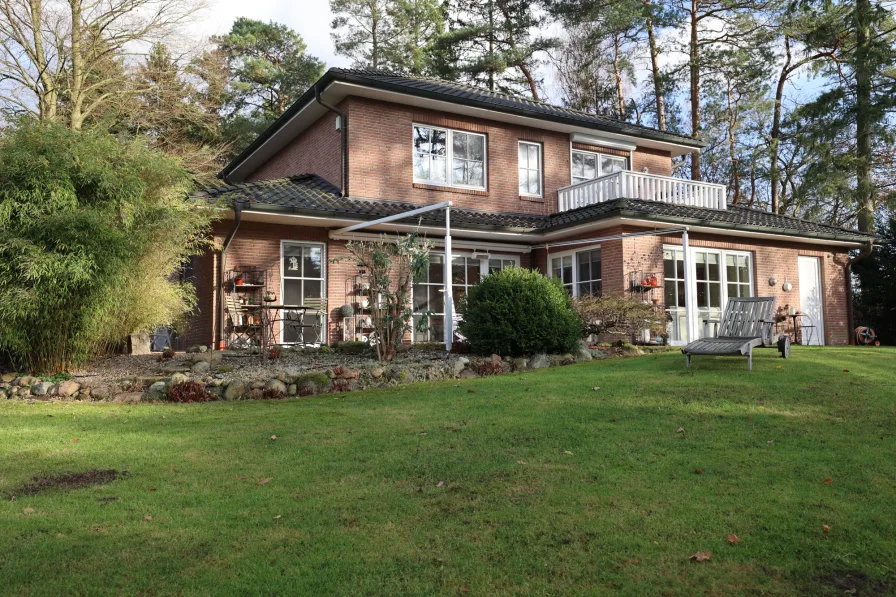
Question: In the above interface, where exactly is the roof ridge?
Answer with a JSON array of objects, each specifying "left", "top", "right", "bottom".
[{"left": 328, "top": 67, "right": 698, "bottom": 142}]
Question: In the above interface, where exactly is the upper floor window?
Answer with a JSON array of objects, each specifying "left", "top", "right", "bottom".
[
  {"left": 571, "top": 149, "right": 627, "bottom": 184},
  {"left": 518, "top": 141, "right": 542, "bottom": 197},
  {"left": 413, "top": 124, "right": 486, "bottom": 189}
]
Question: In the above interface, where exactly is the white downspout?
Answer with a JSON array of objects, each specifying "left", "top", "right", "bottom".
[
  {"left": 443, "top": 205, "right": 453, "bottom": 351},
  {"left": 682, "top": 227, "right": 693, "bottom": 344}
]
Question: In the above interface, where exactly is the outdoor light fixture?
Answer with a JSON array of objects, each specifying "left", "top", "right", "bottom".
[
  {"left": 768, "top": 276, "right": 778, "bottom": 286},
  {"left": 782, "top": 279, "right": 793, "bottom": 292}
]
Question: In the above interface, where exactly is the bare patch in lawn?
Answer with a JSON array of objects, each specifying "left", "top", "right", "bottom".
[
  {"left": 814, "top": 569, "right": 894, "bottom": 596},
  {"left": 8, "top": 469, "right": 127, "bottom": 498}
]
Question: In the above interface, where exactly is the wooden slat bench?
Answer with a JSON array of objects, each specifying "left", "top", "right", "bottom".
[{"left": 683, "top": 297, "right": 789, "bottom": 370}]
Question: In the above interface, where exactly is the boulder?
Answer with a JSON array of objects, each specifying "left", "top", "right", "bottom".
[
  {"left": 128, "top": 333, "right": 152, "bottom": 355},
  {"left": 1, "top": 372, "right": 16, "bottom": 383},
  {"left": 186, "top": 345, "right": 203, "bottom": 353},
  {"left": 145, "top": 381, "right": 167, "bottom": 401},
  {"left": 576, "top": 342, "right": 594, "bottom": 362},
  {"left": 490, "top": 354, "right": 503, "bottom": 364},
  {"left": 265, "top": 379, "right": 287, "bottom": 395},
  {"left": 31, "top": 381, "right": 53, "bottom": 396},
  {"left": 449, "top": 357, "right": 469, "bottom": 376},
  {"left": 18, "top": 375, "right": 38, "bottom": 387},
  {"left": 191, "top": 361, "right": 210, "bottom": 375},
  {"left": 114, "top": 392, "right": 143, "bottom": 404},
  {"left": 89, "top": 385, "right": 113, "bottom": 399},
  {"left": 370, "top": 367, "right": 384, "bottom": 379},
  {"left": 511, "top": 357, "right": 529, "bottom": 372},
  {"left": 459, "top": 369, "right": 479, "bottom": 379},
  {"left": 559, "top": 354, "right": 576, "bottom": 366},
  {"left": 170, "top": 373, "right": 188, "bottom": 386},
  {"left": 56, "top": 380, "right": 80, "bottom": 397},
  {"left": 250, "top": 380, "right": 265, "bottom": 390},
  {"left": 158, "top": 361, "right": 191, "bottom": 374},
  {"left": 0, "top": 390, "right": 7, "bottom": 400},
  {"left": 223, "top": 381, "right": 248, "bottom": 401},
  {"left": 189, "top": 351, "right": 222, "bottom": 365},
  {"left": 287, "top": 384, "right": 297, "bottom": 397},
  {"left": 530, "top": 354, "right": 551, "bottom": 369},
  {"left": 590, "top": 349, "right": 608, "bottom": 360}
]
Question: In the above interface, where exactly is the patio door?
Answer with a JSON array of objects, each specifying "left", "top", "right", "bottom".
[
  {"left": 664, "top": 246, "right": 753, "bottom": 345},
  {"left": 281, "top": 242, "right": 325, "bottom": 344},
  {"left": 797, "top": 256, "right": 825, "bottom": 345}
]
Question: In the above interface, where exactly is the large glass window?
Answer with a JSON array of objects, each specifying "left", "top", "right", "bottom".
[
  {"left": 518, "top": 141, "right": 542, "bottom": 196},
  {"left": 282, "top": 243, "right": 324, "bottom": 344},
  {"left": 413, "top": 254, "right": 519, "bottom": 342},
  {"left": 413, "top": 125, "right": 485, "bottom": 189},
  {"left": 663, "top": 247, "right": 753, "bottom": 343},
  {"left": 550, "top": 248, "right": 602, "bottom": 297},
  {"left": 571, "top": 149, "right": 627, "bottom": 184}
]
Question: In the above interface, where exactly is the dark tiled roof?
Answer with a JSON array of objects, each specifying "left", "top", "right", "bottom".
[
  {"left": 326, "top": 68, "right": 702, "bottom": 146},
  {"left": 197, "top": 174, "right": 873, "bottom": 243}
]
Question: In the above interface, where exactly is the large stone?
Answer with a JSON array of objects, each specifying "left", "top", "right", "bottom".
[
  {"left": 114, "top": 392, "right": 143, "bottom": 404},
  {"left": 459, "top": 368, "right": 479, "bottom": 379},
  {"left": 223, "top": 380, "right": 248, "bottom": 401},
  {"left": 56, "top": 380, "right": 80, "bottom": 397},
  {"left": 31, "top": 381, "right": 53, "bottom": 396},
  {"left": 370, "top": 367, "right": 384, "bottom": 379},
  {"left": 170, "top": 373, "right": 188, "bottom": 386},
  {"left": 186, "top": 344, "right": 203, "bottom": 353},
  {"left": 576, "top": 342, "right": 594, "bottom": 362},
  {"left": 189, "top": 351, "right": 222, "bottom": 365},
  {"left": 145, "top": 381, "right": 167, "bottom": 401},
  {"left": 128, "top": 333, "right": 152, "bottom": 355},
  {"left": 530, "top": 354, "right": 551, "bottom": 369},
  {"left": 191, "top": 361, "right": 210, "bottom": 375},
  {"left": 1, "top": 372, "right": 17, "bottom": 383},
  {"left": 0, "top": 390, "right": 7, "bottom": 400},
  {"left": 264, "top": 379, "right": 287, "bottom": 396},
  {"left": 158, "top": 361, "right": 191, "bottom": 374},
  {"left": 589, "top": 348, "right": 608, "bottom": 360},
  {"left": 89, "top": 384, "right": 113, "bottom": 399},
  {"left": 18, "top": 376, "right": 38, "bottom": 387},
  {"left": 449, "top": 357, "right": 469, "bottom": 376},
  {"left": 287, "top": 384, "right": 297, "bottom": 396},
  {"left": 511, "top": 357, "right": 529, "bottom": 372}
]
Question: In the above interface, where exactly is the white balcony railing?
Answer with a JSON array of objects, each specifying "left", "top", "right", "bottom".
[{"left": 557, "top": 171, "right": 727, "bottom": 212}]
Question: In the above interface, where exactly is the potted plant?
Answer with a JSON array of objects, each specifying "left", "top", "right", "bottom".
[
  {"left": 339, "top": 304, "right": 354, "bottom": 318},
  {"left": 264, "top": 291, "right": 276, "bottom": 303},
  {"left": 235, "top": 272, "right": 244, "bottom": 286}
]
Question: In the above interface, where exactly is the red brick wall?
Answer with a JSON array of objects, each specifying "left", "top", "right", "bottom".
[
  {"left": 246, "top": 108, "right": 343, "bottom": 186},
  {"left": 182, "top": 220, "right": 533, "bottom": 346},
  {"left": 533, "top": 226, "right": 851, "bottom": 345}
]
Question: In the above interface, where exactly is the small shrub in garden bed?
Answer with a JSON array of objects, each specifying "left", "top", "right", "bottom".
[
  {"left": 262, "top": 387, "right": 285, "bottom": 400},
  {"left": 166, "top": 381, "right": 215, "bottom": 403},
  {"left": 333, "top": 341, "right": 371, "bottom": 355},
  {"left": 332, "top": 379, "right": 351, "bottom": 393},
  {"left": 267, "top": 346, "right": 282, "bottom": 359},
  {"left": 458, "top": 268, "right": 579, "bottom": 357},
  {"left": 158, "top": 348, "right": 175, "bottom": 361}
]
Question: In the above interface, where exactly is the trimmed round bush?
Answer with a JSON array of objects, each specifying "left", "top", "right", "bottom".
[{"left": 457, "top": 268, "right": 580, "bottom": 357}]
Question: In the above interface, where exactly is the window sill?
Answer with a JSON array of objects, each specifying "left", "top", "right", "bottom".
[
  {"left": 412, "top": 183, "right": 488, "bottom": 197},
  {"left": 520, "top": 195, "right": 545, "bottom": 203}
]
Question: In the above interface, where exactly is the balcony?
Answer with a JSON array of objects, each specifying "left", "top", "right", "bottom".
[{"left": 557, "top": 171, "right": 727, "bottom": 212}]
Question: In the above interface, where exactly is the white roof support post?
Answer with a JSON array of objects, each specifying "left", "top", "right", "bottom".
[
  {"left": 682, "top": 227, "right": 693, "bottom": 344},
  {"left": 443, "top": 206, "right": 453, "bottom": 351}
]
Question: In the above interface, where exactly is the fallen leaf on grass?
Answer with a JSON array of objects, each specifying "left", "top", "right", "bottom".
[
  {"left": 517, "top": 460, "right": 527, "bottom": 465},
  {"left": 144, "top": 515, "right": 152, "bottom": 521},
  {"left": 23, "top": 507, "right": 34, "bottom": 515},
  {"left": 460, "top": 588, "right": 471, "bottom": 594},
  {"left": 689, "top": 550, "right": 712, "bottom": 562},
  {"left": 150, "top": 488, "right": 157, "bottom": 492},
  {"left": 822, "top": 524, "right": 831, "bottom": 532},
  {"left": 676, "top": 427, "right": 685, "bottom": 433},
  {"left": 436, "top": 481, "right": 445, "bottom": 487},
  {"left": 727, "top": 534, "right": 741, "bottom": 544},
  {"left": 563, "top": 450, "right": 574, "bottom": 455},
  {"left": 694, "top": 468, "right": 703, "bottom": 475},
  {"left": 467, "top": 390, "right": 476, "bottom": 394},
  {"left": 776, "top": 366, "right": 784, "bottom": 369},
  {"left": 70, "top": 438, "right": 80, "bottom": 443},
  {"left": 767, "top": 440, "right": 774, "bottom": 445},
  {"left": 270, "top": 435, "right": 278, "bottom": 440},
  {"left": 842, "top": 370, "right": 850, "bottom": 373},
  {"left": 609, "top": 418, "right": 616, "bottom": 423},
  {"left": 822, "top": 478, "right": 833, "bottom": 485},
  {"left": 274, "top": 515, "right": 282, "bottom": 519},
  {"left": 257, "top": 477, "right": 273, "bottom": 486},
  {"left": 591, "top": 386, "right": 600, "bottom": 391}
]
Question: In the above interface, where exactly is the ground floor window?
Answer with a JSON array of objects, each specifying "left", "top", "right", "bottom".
[
  {"left": 664, "top": 246, "right": 753, "bottom": 343},
  {"left": 413, "top": 253, "right": 520, "bottom": 342},
  {"left": 281, "top": 242, "right": 325, "bottom": 344},
  {"left": 549, "top": 247, "right": 602, "bottom": 297}
]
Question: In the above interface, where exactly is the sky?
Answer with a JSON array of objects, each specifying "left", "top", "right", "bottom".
[{"left": 188, "top": 0, "right": 348, "bottom": 70}]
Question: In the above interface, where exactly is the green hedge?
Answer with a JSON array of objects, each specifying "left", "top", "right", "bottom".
[{"left": 457, "top": 268, "right": 579, "bottom": 357}]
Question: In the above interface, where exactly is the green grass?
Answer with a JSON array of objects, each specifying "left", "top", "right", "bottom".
[{"left": 1, "top": 348, "right": 894, "bottom": 596}]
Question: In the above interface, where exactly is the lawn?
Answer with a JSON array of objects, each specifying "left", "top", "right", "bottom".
[{"left": 1, "top": 348, "right": 894, "bottom": 596}]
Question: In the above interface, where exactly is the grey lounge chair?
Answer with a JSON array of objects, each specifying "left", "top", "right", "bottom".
[{"left": 683, "top": 297, "right": 788, "bottom": 370}]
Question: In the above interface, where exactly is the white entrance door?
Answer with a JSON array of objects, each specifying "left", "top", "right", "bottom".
[{"left": 797, "top": 256, "right": 825, "bottom": 345}]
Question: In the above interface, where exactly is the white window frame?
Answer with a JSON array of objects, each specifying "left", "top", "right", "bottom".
[
  {"left": 279, "top": 240, "right": 327, "bottom": 345},
  {"left": 547, "top": 245, "right": 602, "bottom": 298},
  {"left": 518, "top": 141, "right": 543, "bottom": 198},
  {"left": 411, "top": 252, "right": 520, "bottom": 343},
  {"left": 570, "top": 148, "right": 628, "bottom": 185},
  {"left": 412, "top": 123, "right": 487, "bottom": 191},
  {"left": 663, "top": 245, "right": 754, "bottom": 345}
]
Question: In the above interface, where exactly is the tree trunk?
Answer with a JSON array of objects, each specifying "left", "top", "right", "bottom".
[
  {"left": 854, "top": 0, "right": 874, "bottom": 233},
  {"left": 613, "top": 30, "right": 624, "bottom": 119},
  {"left": 769, "top": 37, "right": 791, "bottom": 214},
  {"left": 726, "top": 79, "right": 740, "bottom": 204},
  {"left": 519, "top": 62, "right": 539, "bottom": 101},
  {"left": 688, "top": 0, "right": 701, "bottom": 180},
  {"left": 644, "top": 0, "right": 666, "bottom": 130},
  {"left": 28, "top": 0, "right": 57, "bottom": 121},
  {"left": 69, "top": 0, "right": 83, "bottom": 130}
]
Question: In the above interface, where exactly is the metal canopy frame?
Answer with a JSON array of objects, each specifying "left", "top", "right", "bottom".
[
  {"left": 535, "top": 226, "right": 694, "bottom": 344},
  {"left": 333, "top": 201, "right": 456, "bottom": 350}
]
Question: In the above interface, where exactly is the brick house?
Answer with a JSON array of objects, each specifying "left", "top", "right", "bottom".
[{"left": 181, "top": 68, "right": 873, "bottom": 350}]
